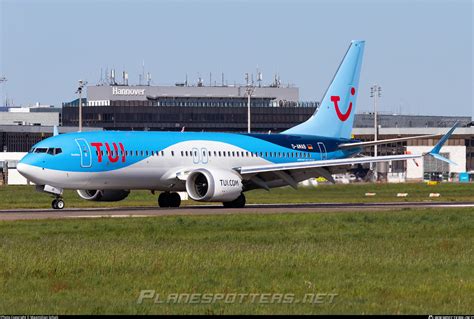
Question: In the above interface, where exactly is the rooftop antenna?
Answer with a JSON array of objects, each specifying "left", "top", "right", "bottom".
[
  {"left": 209, "top": 72, "right": 212, "bottom": 87},
  {"left": 104, "top": 67, "right": 109, "bottom": 85},
  {"left": 0, "top": 76, "right": 7, "bottom": 107},
  {"left": 185, "top": 73, "right": 188, "bottom": 86},
  {"left": 111, "top": 69, "right": 116, "bottom": 85},
  {"left": 257, "top": 68, "right": 263, "bottom": 88},
  {"left": 146, "top": 72, "right": 151, "bottom": 86},
  {"left": 197, "top": 74, "right": 203, "bottom": 87},
  {"left": 142, "top": 60, "right": 145, "bottom": 84},
  {"left": 122, "top": 71, "right": 129, "bottom": 86},
  {"left": 99, "top": 68, "right": 103, "bottom": 85},
  {"left": 221, "top": 72, "right": 224, "bottom": 86}
]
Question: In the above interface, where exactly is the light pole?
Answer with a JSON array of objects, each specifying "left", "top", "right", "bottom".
[
  {"left": 370, "top": 84, "right": 382, "bottom": 180},
  {"left": 245, "top": 73, "right": 255, "bottom": 133},
  {"left": 76, "top": 80, "right": 87, "bottom": 132}
]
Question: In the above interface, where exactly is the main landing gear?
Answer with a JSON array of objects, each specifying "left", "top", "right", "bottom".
[
  {"left": 222, "top": 193, "right": 246, "bottom": 208},
  {"left": 158, "top": 192, "right": 181, "bottom": 208},
  {"left": 52, "top": 198, "right": 65, "bottom": 210}
]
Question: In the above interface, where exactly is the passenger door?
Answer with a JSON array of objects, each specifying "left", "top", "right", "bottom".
[
  {"left": 75, "top": 138, "right": 92, "bottom": 168},
  {"left": 317, "top": 142, "right": 327, "bottom": 160}
]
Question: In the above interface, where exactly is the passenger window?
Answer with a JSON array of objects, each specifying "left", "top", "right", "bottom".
[{"left": 171, "top": 151, "right": 175, "bottom": 157}]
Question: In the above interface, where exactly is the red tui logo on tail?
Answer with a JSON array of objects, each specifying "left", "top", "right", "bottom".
[{"left": 331, "top": 87, "right": 355, "bottom": 122}]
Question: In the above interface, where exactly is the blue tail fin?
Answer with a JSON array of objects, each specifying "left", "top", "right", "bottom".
[{"left": 283, "top": 40, "right": 365, "bottom": 139}]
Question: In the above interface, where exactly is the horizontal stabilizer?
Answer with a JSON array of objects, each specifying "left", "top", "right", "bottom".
[{"left": 428, "top": 152, "right": 457, "bottom": 166}]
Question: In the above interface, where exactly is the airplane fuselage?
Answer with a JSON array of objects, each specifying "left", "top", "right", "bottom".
[{"left": 18, "top": 131, "right": 359, "bottom": 190}]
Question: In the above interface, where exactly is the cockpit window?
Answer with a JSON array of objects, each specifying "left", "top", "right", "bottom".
[
  {"left": 47, "top": 148, "right": 62, "bottom": 155},
  {"left": 33, "top": 147, "right": 62, "bottom": 155},
  {"left": 29, "top": 147, "right": 36, "bottom": 153}
]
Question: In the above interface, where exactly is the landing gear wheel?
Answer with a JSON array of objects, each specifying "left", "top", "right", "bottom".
[
  {"left": 52, "top": 198, "right": 65, "bottom": 210},
  {"left": 223, "top": 193, "right": 246, "bottom": 208},
  {"left": 169, "top": 192, "right": 181, "bottom": 208},
  {"left": 158, "top": 192, "right": 182, "bottom": 208},
  {"left": 56, "top": 199, "right": 65, "bottom": 209},
  {"left": 158, "top": 192, "right": 170, "bottom": 207}
]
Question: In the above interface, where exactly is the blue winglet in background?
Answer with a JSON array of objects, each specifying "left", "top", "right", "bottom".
[{"left": 427, "top": 121, "right": 460, "bottom": 165}]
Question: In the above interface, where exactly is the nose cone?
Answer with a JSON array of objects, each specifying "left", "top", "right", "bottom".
[
  {"left": 17, "top": 162, "right": 31, "bottom": 179},
  {"left": 17, "top": 161, "right": 41, "bottom": 183}
]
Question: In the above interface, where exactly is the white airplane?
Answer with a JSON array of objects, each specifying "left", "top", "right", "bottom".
[{"left": 17, "top": 40, "right": 458, "bottom": 209}]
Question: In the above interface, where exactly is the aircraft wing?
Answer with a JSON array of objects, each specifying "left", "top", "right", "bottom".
[
  {"left": 338, "top": 134, "right": 441, "bottom": 150},
  {"left": 236, "top": 154, "right": 420, "bottom": 175},
  {"left": 236, "top": 122, "right": 459, "bottom": 177}
]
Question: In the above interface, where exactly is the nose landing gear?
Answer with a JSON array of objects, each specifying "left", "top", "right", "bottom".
[{"left": 52, "top": 198, "right": 65, "bottom": 209}]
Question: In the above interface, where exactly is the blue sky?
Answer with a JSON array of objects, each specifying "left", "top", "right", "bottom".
[{"left": 1, "top": 0, "right": 472, "bottom": 117}]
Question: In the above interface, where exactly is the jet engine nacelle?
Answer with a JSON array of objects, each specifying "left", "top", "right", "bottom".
[
  {"left": 77, "top": 189, "right": 130, "bottom": 202},
  {"left": 185, "top": 168, "right": 243, "bottom": 202}
]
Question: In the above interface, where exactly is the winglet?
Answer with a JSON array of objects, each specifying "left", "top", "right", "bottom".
[
  {"left": 53, "top": 125, "right": 59, "bottom": 136},
  {"left": 426, "top": 121, "right": 459, "bottom": 165}
]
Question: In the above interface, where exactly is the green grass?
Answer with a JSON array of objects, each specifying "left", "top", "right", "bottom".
[
  {"left": 0, "top": 208, "right": 473, "bottom": 314},
  {"left": 0, "top": 182, "right": 473, "bottom": 209}
]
